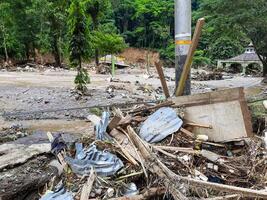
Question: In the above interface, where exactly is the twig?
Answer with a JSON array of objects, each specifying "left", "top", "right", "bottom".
[
  {"left": 153, "top": 146, "right": 196, "bottom": 154},
  {"left": 180, "top": 128, "right": 195, "bottom": 138},
  {"left": 115, "top": 171, "right": 143, "bottom": 181},
  {"left": 204, "top": 194, "right": 241, "bottom": 200},
  {"left": 185, "top": 122, "right": 212, "bottom": 129}
]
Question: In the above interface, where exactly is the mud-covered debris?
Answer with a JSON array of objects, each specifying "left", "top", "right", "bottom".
[{"left": 192, "top": 71, "right": 223, "bottom": 81}]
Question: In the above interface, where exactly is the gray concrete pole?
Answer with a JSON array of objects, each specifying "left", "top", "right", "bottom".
[{"left": 175, "top": 0, "right": 191, "bottom": 95}]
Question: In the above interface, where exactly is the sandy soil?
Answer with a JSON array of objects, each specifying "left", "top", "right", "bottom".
[{"left": 0, "top": 67, "right": 265, "bottom": 134}]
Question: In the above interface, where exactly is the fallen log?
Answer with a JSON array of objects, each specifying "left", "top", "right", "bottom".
[
  {"left": 0, "top": 132, "right": 51, "bottom": 170},
  {"left": 0, "top": 155, "right": 59, "bottom": 200}
]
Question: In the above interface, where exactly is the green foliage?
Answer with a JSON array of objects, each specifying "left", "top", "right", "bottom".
[
  {"left": 198, "top": 0, "right": 267, "bottom": 76},
  {"left": 0, "top": 2, "right": 21, "bottom": 60},
  {"left": 1, "top": 0, "right": 267, "bottom": 77},
  {"left": 208, "top": 37, "right": 243, "bottom": 61},
  {"left": 159, "top": 39, "right": 175, "bottom": 63},
  {"left": 92, "top": 31, "right": 127, "bottom": 55},
  {"left": 193, "top": 50, "right": 211, "bottom": 68},
  {"left": 68, "top": 0, "right": 90, "bottom": 92},
  {"left": 75, "top": 68, "right": 90, "bottom": 92}
]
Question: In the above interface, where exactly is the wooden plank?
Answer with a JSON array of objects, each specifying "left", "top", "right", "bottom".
[
  {"left": 172, "top": 88, "right": 253, "bottom": 142},
  {"left": 80, "top": 168, "right": 96, "bottom": 200},
  {"left": 155, "top": 61, "right": 170, "bottom": 98},
  {"left": 110, "top": 128, "right": 140, "bottom": 163},
  {"left": 175, "top": 18, "right": 205, "bottom": 96},
  {"left": 185, "top": 101, "right": 248, "bottom": 142},
  {"left": 172, "top": 87, "right": 243, "bottom": 107}
]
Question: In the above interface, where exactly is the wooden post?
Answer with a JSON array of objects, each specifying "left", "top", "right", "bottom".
[
  {"left": 155, "top": 61, "right": 170, "bottom": 98},
  {"left": 112, "top": 54, "right": 115, "bottom": 77},
  {"left": 175, "top": 18, "right": 205, "bottom": 96}
]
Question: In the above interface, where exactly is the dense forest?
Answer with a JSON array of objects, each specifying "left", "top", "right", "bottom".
[{"left": 0, "top": 0, "right": 266, "bottom": 76}]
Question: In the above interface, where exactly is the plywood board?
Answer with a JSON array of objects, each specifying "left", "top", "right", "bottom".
[{"left": 173, "top": 88, "right": 253, "bottom": 142}]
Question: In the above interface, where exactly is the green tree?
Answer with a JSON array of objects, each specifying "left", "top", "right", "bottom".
[
  {"left": 68, "top": 0, "right": 90, "bottom": 92},
  {"left": 193, "top": 50, "right": 211, "bottom": 68},
  {"left": 0, "top": 2, "right": 14, "bottom": 61},
  {"left": 84, "top": 0, "right": 110, "bottom": 66},
  {"left": 198, "top": 0, "right": 267, "bottom": 77}
]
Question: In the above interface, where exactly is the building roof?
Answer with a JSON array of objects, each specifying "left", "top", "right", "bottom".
[
  {"left": 223, "top": 43, "right": 262, "bottom": 62},
  {"left": 227, "top": 52, "right": 260, "bottom": 62}
]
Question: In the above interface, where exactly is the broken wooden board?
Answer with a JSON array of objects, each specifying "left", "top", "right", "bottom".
[
  {"left": 172, "top": 87, "right": 253, "bottom": 142},
  {"left": 110, "top": 128, "right": 140, "bottom": 163}
]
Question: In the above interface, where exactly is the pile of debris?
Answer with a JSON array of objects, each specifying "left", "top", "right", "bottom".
[
  {"left": 192, "top": 71, "right": 223, "bottom": 81},
  {"left": 96, "top": 64, "right": 111, "bottom": 75},
  {"left": 0, "top": 123, "right": 28, "bottom": 144},
  {"left": 39, "top": 88, "right": 267, "bottom": 200}
]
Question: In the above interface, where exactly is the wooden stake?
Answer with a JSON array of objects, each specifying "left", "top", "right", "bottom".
[
  {"left": 80, "top": 167, "right": 96, "bottom": 200},
  {"left": 175, "top": 18, "right": 205, "bottom": 96},
  {"left": 155, "top": 61, "right": 170, "bottom": 98}
]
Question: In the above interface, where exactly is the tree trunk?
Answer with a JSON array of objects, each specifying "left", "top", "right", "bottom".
[
  {"left": 78, "top": 56, "right": 82, "bottom": 73},
  {"left": 25, "top": 43, "right": 30, "bottom": 61},
  {"left": 92, "top": 18, "right": 99, "bottom": 66},
  {"left": 3, "top": 35, "right": 8, "bottom": 62},
  {"left": 95, "top": 49, "right": 99, "bottom": 66},
  {"left": 263, "top": 63, "right": 267, "bottom": 78},
  {"left": 53, "top": 35, "right": 61, "bottom": 67},
  {"left": 1, "top": 25, "right": 9, "bottom": 62}
]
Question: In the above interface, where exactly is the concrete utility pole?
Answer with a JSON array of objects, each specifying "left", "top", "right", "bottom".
[{"left": 175, "top": 0, "right": 191, "bottom": 95}]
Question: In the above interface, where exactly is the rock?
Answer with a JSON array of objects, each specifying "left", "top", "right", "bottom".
[{"left": 263, "top": 100, "right": 267, "bottom": 110}]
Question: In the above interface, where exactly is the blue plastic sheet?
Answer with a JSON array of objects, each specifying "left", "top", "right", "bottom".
[
  {"left": 65, "top": 144, "right": 124, "bottom": 176},
  {"left": 40, "top": 184, "right": 73, "bottom": 200},
  {"left": 95, "top": 112, "right": 112, "bottom": 141},
  {"left": 139, "top": 107, "right": 183, "bottom": 143}
]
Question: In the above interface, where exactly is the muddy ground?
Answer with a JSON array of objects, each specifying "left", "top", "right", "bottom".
[
  {"left": 0, "top": 67, "right": 265, "bottom": 129},
  {"left": 0, "top": 66, "right": 266, "bottom": 200}
]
